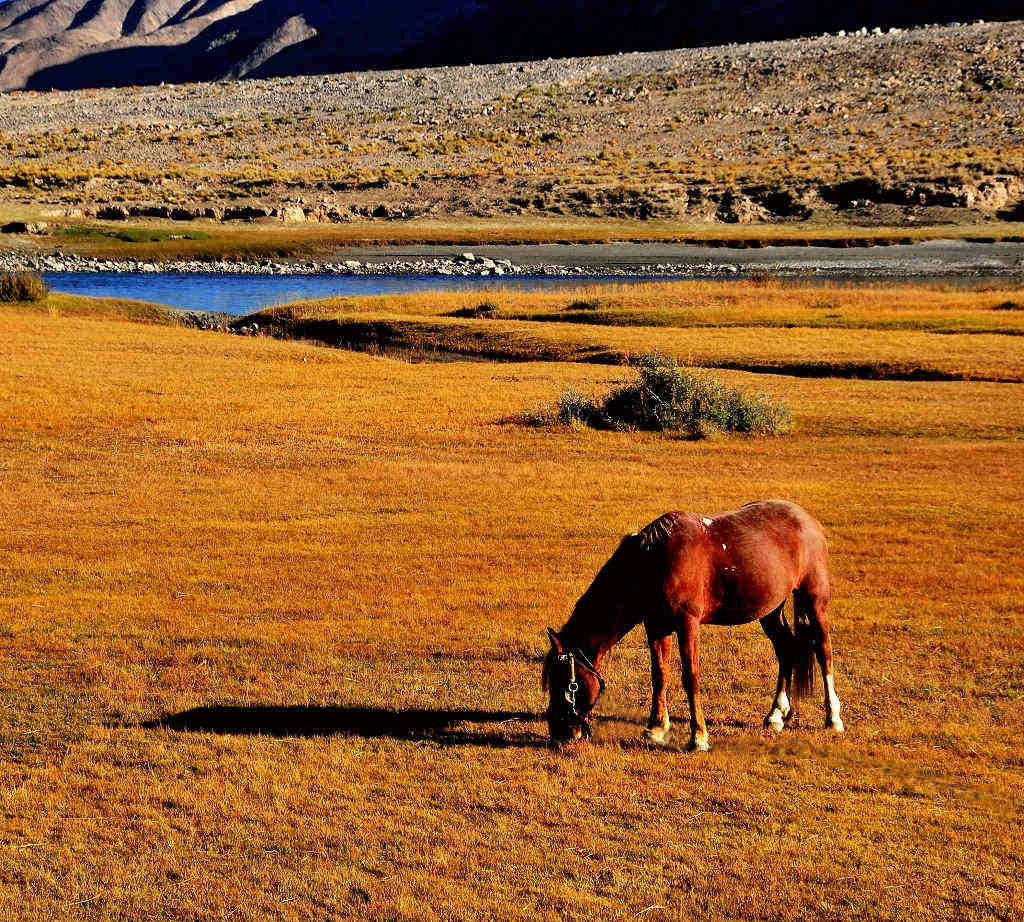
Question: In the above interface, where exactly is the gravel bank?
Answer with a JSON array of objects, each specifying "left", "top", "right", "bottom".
[{"left": 7, "top": 240, "right": 1024, "bottom": 280}]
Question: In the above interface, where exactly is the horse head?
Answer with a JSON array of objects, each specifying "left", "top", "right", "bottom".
[{"left": 541, "top": 628, "right": 606, "bottom": 744}]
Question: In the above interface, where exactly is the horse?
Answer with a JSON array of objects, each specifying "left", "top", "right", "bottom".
[{"left": 542, "top": 500, "right": 844, "bottom": 750}]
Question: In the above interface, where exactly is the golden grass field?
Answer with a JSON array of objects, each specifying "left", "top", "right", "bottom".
[
  {"left": 2, "top": 279, "right": 1023, "bottom": 921},
  {"left": 258, "top": 280, "right": 1024, "bottom": 382}
]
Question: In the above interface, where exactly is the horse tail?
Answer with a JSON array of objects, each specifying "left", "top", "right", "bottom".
[{"left": 791, "top": 600, "right": 816, "bottom": 699}]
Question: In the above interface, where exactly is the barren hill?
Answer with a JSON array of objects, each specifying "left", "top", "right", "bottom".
[
  {"left": 0, "top": 20, "right": 1022, "bottom": 228},
  {"left": 0, "top": 0, "right": 1017, "bottom": 91}
]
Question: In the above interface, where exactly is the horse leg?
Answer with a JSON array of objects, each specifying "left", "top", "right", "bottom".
[
  {"left": 816, "top": 614, "right": 844, "bottom": 733},
  {"left": 760, "top": 603, "right": 793, "bottom": 732},
  {"left": 678, "top": 616, "right": 709, "bottom": 752},
  {"left": 795, "top": 585, "right": 844, "bottom": 732},
  {"left": 642, "top": 627, "right": 672, "bottom": 745}
]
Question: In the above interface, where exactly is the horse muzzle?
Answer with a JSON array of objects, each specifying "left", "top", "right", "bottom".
[{"left": 547, "top": 713, "right": 593, "bottom": 745}]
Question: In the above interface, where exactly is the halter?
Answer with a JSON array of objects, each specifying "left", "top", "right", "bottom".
[{"left": 554, "top": 648, "right": 607, "bottom": 740}]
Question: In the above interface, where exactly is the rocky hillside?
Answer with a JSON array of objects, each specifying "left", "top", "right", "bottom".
[
  {"left": 0, "top": 0, "right": 1015, "bottom": 91},
  {"left": 0, "top": 21, "right": 1022, "bottom": 228}
]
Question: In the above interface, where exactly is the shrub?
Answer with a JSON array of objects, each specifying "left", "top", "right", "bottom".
[
  {"left": 747, "top": 267, "right": 778, "bottom": 286},
  {"left": 554, "top": 388, "right": 599, "bottom": 427},
  {"left": 0, "top": 270, "right": 48, "bottom": 302},
  {"left": 450, "top": 301, "right": 498, "bottom": 319},
  {"left": 533, "top": 354, "right": 792, "bottom": 437},
  {"left": 992, "top": 300, "right": 1022, "bottom": 311}
]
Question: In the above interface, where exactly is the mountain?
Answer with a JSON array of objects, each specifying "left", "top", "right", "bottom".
[
  {"left": 0, "top": 1, "right": 477, "bottom": 90},
  {"left": 0, "top": 1, "right": 1017, "bottom": 91}
]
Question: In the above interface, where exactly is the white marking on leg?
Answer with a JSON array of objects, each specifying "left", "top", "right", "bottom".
[
  {"left": 689, "top": 731, "right": 710, "bottom": 752},
  {"left": 701, "top": 517, "right": 713, "bottom": 527},
  {"left": 825, "top": 674, "right": 844, "bottom": 732},
  {"left": 643, "top": 721, "right": 671, "bottom": 746},
  {"left": 765, "top": 689, "right": 791, "bottom": 732}
]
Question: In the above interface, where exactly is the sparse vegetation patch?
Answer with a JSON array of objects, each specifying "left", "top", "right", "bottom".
[
  {"left": 449, "top": 301, "right": 499, "bottom": 318},
  {"left": 1, "top": 22, "right": 1023, "bottom": 229},
  {"left": 531, "top": 353, "right": 792, "bottom": 436},
  {"left": 55, "top": 225, "right": 211, "bottom": 244},
  {"left": 0, "top": 269, "right": 48, "bottom": 302}
]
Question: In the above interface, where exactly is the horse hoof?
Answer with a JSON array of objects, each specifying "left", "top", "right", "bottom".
[
  {"left": 826, "top": 718, "right": 845, "bottom": 733},
  {"left": 764, "top": 712, "right": 786, "bottom": 733},
  {"left": 642, "top": 726, "right": 670, "bottom": 746},
  {"left": 685, "top": 736, "right": 710, "bottom": 753}
]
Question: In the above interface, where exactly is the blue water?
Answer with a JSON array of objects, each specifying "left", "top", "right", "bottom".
[{"left": 43, "top": 272, "right": 662, "bottom": 315}]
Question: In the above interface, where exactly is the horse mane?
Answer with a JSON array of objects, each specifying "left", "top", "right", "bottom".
[
  {"left": 632, "top": 511, "right": 683, "bottom": 552},
  {"left": 543, "top": 511, "right": 684, "bottom": 691}
]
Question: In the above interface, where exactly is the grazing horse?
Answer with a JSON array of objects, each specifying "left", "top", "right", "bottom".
[{"left": 542, "top": 500, "right": 844, "bottom": 749}]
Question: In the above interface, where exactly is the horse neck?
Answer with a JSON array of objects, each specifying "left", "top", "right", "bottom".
[{"left": 560, "top": 597, "right": 635, "bottom": 668}]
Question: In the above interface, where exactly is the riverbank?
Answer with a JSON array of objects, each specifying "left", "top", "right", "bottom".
[
  {"left": 9, "top": 238, "right": 1024, "bottom": 282},
  {"left": 5, "top": 213, "right": 1024, "bottom": 264},
  {"left": 234, "top": 278, "right": 1024, "bottom": 382}
]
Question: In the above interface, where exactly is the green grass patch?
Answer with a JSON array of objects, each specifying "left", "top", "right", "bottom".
[
  {"left": 54, "top": 225, "right": 211, "bottom": 244},
  {"left": 19, "top": 216, "right": 1024, "bottom": 262}
]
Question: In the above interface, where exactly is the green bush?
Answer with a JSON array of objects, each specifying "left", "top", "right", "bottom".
[
  {"left": 536, "top": 353, "right": 792, "bottom": 437},
  {"left": 0, "top": 270, "right": 48, "bottom": 302}
]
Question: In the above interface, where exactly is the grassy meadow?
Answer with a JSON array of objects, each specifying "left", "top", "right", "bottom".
[
  {"left": 1, "top": 280, "right": 1023, "bottom": 921},
  {"left": 256, "top": 280, "right": 1024, "bottom": 382}
]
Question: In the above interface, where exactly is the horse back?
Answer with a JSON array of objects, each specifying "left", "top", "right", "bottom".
[{"left": 661, "top": 500, "right": 828, "bottom": 625}]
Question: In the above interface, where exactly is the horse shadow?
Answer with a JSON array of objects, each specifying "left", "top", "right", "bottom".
[{"left": 141, "top": 705, "right": 545, "bottom": 748}]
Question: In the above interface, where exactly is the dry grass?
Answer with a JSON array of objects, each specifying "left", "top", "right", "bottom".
[
  {"left": 254, "top": 280, "right": 1024, "bottom": 381},
  {"left": 263, "top": 278, "right": 1024, "bottom": 330},
  {"left": 0, "top": 270, "right": 47, "bottom": 302},
  {"left": 9, "top": 214, "right": 1024, "bottom": 261},
  {"left": 15, "top": 291, "right": 179, "bottom": 324},
  {"left": 1, "top": 300, "right": 1022, "bottom": 921}
]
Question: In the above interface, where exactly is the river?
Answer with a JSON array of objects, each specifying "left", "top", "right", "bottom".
[{"left": 41, "top": 240, "right": 1024, "bottom": 315}]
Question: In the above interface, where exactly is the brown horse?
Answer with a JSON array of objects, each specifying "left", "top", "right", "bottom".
[{"left": 542, "top": 500, "right": 844, "bottom": 749}]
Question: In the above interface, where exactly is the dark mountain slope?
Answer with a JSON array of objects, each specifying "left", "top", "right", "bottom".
[
  {"left": 398, "top": 1, "right": 1019, "bottom": 68},
  {"left": 0, "top": 0, "right": 1018, "bottom": 91}
]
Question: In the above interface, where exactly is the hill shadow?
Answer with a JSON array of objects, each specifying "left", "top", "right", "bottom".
[{"left": 142, "top": 705, "right": 544, "bottom": 748}]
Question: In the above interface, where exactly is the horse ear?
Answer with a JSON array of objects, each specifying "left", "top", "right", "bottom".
[{"left": 546, "top": 627, "right": 563, "bottom": 653}]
